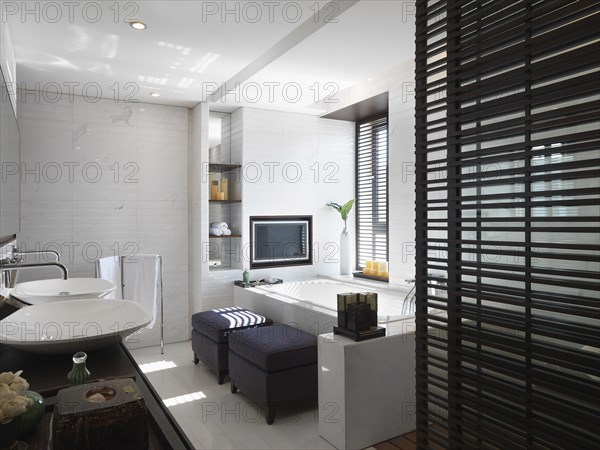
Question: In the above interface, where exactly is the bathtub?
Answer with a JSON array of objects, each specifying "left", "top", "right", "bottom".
[
  {"left": 234, "top": 278, "right": 417, "bottom": 336},
  {"left": 233, "top": 278, "right": 419, "bottom": 444}
]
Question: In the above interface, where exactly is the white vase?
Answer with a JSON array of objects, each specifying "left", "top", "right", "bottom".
[{"left": 339, "top": 226, "right": 352, "bottom": 275}]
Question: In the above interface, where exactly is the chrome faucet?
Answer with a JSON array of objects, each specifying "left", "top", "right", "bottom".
[
  {"left": 0, "top": 261, "right": 68, "bottom": 281},
  {"left": 401, "top": 283, "right": 417, "bottom": 316},
  {"left": 0, "top": 245, "right": 65, "bottom": 288},
  {"left": 11, "top": 244, "right": 61, "bottom": 262}
]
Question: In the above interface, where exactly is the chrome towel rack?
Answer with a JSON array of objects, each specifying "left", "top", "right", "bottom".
[{"left": 95, "top": 255, "right": 164, "bottom": 355}]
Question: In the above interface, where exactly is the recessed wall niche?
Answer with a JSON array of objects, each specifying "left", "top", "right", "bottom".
[{"left": 207, "top": 111, "right": 242, "bottom": 271}]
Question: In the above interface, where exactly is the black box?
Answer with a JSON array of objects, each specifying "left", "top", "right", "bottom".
[
  {"left": 346, "top": 302, "right": 371, "bottom": 332},
  {"left": 366, "top": 292, "right": 378, "bottom": 326},
  {"left": 333, "top": 325, "right": 386, "bottom": 342},
  {"left": 337, "top": 292, "right": 356, "bottom": 328}
]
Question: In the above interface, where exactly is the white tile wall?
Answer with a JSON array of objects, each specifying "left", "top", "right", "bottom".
[
  {"left": 388, "top": 61, "right": 417, "bottom": 283},
  {"left": 188, "top": 102, "right": 210, "bottom": 314},
  {"left": 189, "top": 106, "right": 355, "bottom": 314},
  {"left": 240, "top": 107, "right": 355, "bottom": 281},
  {"left": 0, "top": 19, "right": 16, "bottom": 114},
  {"left": 189, "top": 104, "right": 258, "bottom": 316},
  {"left": 17, "top": 91, "right": 190, "bottom": 347},
  {"left": 320, "top": 60, "right": 417, "bottom": 285},
  {"left": 0, "top": 70, "right": 19, "bottom": 238}
]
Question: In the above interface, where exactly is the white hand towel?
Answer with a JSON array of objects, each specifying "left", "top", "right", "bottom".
[
  {"left": 97, "top": 256, "right": 122, "bottom": 299},
  {"left": 222, "top": 229, "right": 232, "bottom": 236},
  {"left": 122, "top": 254, "right": 160, "bottom": 329},
  {"left": 209, "top": 227, "right": 224, "bottom": 236},
  {"left": 210, "top": 222, "right": 229, "bottom": 230}
]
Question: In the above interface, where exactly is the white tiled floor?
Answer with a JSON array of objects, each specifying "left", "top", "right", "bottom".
[{"left": 130, "top": 341, "right": 336, "bottom": 450}]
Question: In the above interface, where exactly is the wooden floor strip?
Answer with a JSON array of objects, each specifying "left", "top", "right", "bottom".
[
  {"left": 370, "top": 430, "right": 416, "bottom": 450},
  {"left": 389, "top": 435, "right": 417, "bottom": 450},
  {"left": 370, "top": 428, "right": 452, "bottom": 450},
  {"left": 403, "top": 431, "right": 417, "bottom": 443},
  {"left": 372, "top": 441, "right": 402, "bottom": 450}
]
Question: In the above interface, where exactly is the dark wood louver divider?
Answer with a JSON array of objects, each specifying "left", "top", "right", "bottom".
[
  {"left": 415, "top": 1, "right": 600, "bottom": 449},
  {"left": 356, "top": 114, "right": 389, "bottom": 269}
]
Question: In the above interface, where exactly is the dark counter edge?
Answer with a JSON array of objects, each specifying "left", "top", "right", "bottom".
[
  {"left": 0, "top": 340, "right": 195, "bottom": 450},
  {"left": 120, "top": 343, "right": 195, "bottom": 450}
]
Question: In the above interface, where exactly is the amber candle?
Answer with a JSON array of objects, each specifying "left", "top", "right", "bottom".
[
  {"left": 221, "top": 178, "right": 228, "bottom": 200},
  {"left": 211, "top": 181, "right": 219, "bottom": 200},
  {"left": 373, "top": 261, "right": 381, "bottom": 273}
]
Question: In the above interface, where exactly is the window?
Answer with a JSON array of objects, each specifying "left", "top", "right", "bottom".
[{"left": 355, "top": 114, "right": 388, "bottom": 269}]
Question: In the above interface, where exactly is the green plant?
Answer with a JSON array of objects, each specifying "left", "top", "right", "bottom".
[{"left": 326, "top": 199, "right": 355, "bottom": 228}]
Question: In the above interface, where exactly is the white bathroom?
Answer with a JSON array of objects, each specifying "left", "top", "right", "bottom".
[
  {"left": 0, "top": 2, "right": 419, "bottom": 449},
  {"left": 2, "top": 1, "right": 595, "bottom": 449}
]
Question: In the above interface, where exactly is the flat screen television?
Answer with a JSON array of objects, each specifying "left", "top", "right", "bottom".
[{"left": 250, "top": 216, "right": 312, "bottom": 269}]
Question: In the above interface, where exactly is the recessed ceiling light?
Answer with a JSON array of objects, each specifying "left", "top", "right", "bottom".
[
  {"left": 129, "top": 21, "right": 147, "bottom": 30},
  {"left": 149, "top": 92, "right": 160, "bottom": 97}
]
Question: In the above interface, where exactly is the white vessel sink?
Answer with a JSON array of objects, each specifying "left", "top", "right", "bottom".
[
  {"left": 11, "top": 278, "right": 116, "bottom": 305},
  {"left": 0, "top": 299, "right": 151, "bottom": 354}
]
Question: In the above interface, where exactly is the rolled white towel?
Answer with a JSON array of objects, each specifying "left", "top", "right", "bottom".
[
  {"left": 209, "top": 227, "right": 224, "bottom": 236},
  {"left": 222, "top": 229, "right": 232, "bottom": 236},
  {"left": 210, "top": 222, "right": 229, "bottom": 230}
]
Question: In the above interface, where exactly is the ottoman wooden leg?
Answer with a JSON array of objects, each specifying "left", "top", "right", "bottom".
[
  {"left": 218, "top": 370, "right": 227, "bottom": 385},
  {"left": 266, "top": 406, "right": 275, "bottom": 425},
  {"left": 193, "top": 352, "right": 199, "bottom": 364},
  {"left": 230, "top": 380, "right": 238, "bottom": 394}
]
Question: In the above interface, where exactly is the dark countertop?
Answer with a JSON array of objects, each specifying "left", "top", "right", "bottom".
[
  {"left": 0, "top": 344, "right": 137, "bottom": 397},
  {"left": 0, "top": 338, "right": 194, "bottom": 449}
]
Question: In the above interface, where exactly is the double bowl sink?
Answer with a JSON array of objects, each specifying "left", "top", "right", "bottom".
[{"left": 0, "top": 278, "right": 151, "bottom": 354}]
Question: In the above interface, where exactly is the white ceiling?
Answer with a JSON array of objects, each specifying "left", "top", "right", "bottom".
[{"left": 6, "top": 0, "right": 415, "bottom": 114}]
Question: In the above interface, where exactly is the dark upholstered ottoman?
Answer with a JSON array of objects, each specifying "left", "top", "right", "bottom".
[
  {"left": 191, "top": 307, "right": 273, "bottom": 384},
  {"left": 229, "top": 323, "right": 318, "bottom": 424}
]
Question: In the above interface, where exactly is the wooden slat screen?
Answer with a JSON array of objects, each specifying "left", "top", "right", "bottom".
[
  {"left": 356, "top": 114, "right": 389, "bottom": 269},
  {"left": 415, "top": 1, "right": 600, "bottom": 448}
]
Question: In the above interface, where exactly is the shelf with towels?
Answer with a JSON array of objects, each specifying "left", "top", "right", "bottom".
[{"left": 208, "top": 112, "right": 242, "bottom": 272}]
